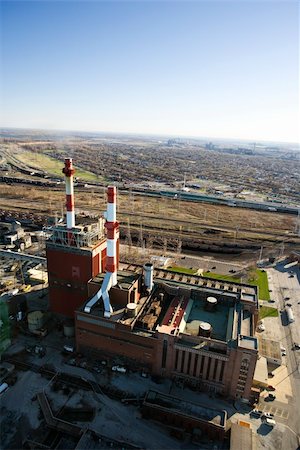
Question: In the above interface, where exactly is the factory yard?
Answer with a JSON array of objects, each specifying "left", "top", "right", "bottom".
[
  {"left": 0, "top": 256, "right": 300, "bottom": 449},
  {"left": 0, "top": 145, "right": 300, "bottom": 450},
  {"left": 1, "top": 335, "right": 299, "bottom": 450}
]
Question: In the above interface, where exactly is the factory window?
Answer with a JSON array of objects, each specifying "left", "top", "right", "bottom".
[
  {"left": 181, "top": 351, "right": 186, "bottom": 373},
  {"left": 206, "top": 357, "right": 212, "bottom": 379},
  {"left": 187, "top": 352, "right": 192, "bottom": 374},
  {"left": 193, "top": 354, "right": 198, "bottom": 377},
  {"left": 200, "top": 356, "right": 205, "bottom": 375},
  {"left": 161, "top": 340, "right": 168, "bottom": 369},
  {"left": 219, "top": 361, "right": 225, "bottom": 382},
  {"left": 175, "top": 349, "right": 179, "bottom": 370},
  {"left": 241, "top": 358, "right": 250, "bottom": 371},
  {"left": 212, "top": 359, "right": 218, "bottom": 380}
]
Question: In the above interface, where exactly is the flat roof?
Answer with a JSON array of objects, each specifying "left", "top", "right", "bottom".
[
  {"left": 230, "top": 423, "right": 254, "bottom": 450},
  {"left": 258, "top": 337, "right": 282, "bottom": 361},
  {"left": 144, "top": 390, "right": 226, "bottom": 427},
  {"left": 253, "top": 356, "right": 268, "bottom": 385},
  {"left": 92, "top": 270, "right": 139, "bottom": 290},
  {"left": 238, "top": 335, "right": 258, "bottom": 350},
  {"left": 184, "top": 298, "right": 235, "bottom": 341}
]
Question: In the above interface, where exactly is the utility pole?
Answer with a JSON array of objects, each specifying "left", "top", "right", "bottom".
[
  {"left": 259, "top": 245, "right": 263, "bottom": 262},
  {"left": 295, "top": 209, "right": 300, "bottom": 236},
  {"left": 126, "top": 218, "right": 132, "bottom": 254}
]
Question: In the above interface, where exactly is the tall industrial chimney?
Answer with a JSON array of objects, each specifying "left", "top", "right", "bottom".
[
  {"left": 62, "top": 158, "right": 75, "bottom": 230},
  {"left": 105, "top": 186, "right": 118, "bottom": 287},
  {"left": 84, "top": 185, "right": 119, "bottom": 317}
]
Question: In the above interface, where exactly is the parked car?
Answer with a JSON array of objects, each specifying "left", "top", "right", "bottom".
[
  {"left": 268, "top": 393, "right": 276, "bottom": 400},
  {"left": 269, "top": 300, "right": 275, "bottom": 303},
  {"left": 263, "top": 418, "right": 276, "bottom": 427},
  {"left": 294, "top": 343, "right": 300, "bottom": 350},
  {"left": 268, "top": 372, "right": 275, "bottom": 378},
  {"left": 267, "top": 385, "right": 276, "bottom": 391},
  {"left": 251, "top": 409, "right": 262, "bottom": 417},
  {"left": 63, "top": 345, "right": 74, "bottom": 353},
  {"left": 111, "top": 365, "right": 127, "bottom": 373},
  {"left": 262, "top": 412, "right": 275, "bottom": 419}
]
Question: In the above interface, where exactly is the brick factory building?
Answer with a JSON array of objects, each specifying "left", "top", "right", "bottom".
[
  {"left": 75, "top": 263, "right": 259, "bottom": 402},
  {"left": 47, "top": 158, "right": 260, "bottom": 402}
]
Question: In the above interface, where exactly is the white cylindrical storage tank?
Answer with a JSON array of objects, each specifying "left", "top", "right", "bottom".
[
  {"left": 143, "top": 263, "right": 154, "bottom": 291},
  {"left": 206, "top": 296, "right": 218, "bottom": 312},
  {"left": 286, "top": 307, "right": 295, "bottom": 323},
  {"left": 198, "top": 321, "right": 212, "bottom": 337},
  {"left": 126, "top": 302, "right": 137, "bottom": 318},
  {"left": 27, "top": 311, "right": 45, "bottom": 332},
  {"left": 63, "top": 319, "right": 75, "bottom": 337}
]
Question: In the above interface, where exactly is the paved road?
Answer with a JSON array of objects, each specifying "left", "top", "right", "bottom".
[{"left": 266, "top": 263, "right": 300, "bottom": 446}]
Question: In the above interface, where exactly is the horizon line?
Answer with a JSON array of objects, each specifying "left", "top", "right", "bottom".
[{"left": 0, "top": 125, "right": 299, "bottom": 146}]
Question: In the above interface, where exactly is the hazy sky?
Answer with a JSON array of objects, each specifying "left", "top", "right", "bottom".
[{"left": 1, "top": 0, "right": 299, "bottom": 143}]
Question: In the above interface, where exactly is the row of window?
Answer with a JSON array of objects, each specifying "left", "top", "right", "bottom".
[{"left": 174, "top": 350, "right": 225, "bottom": 382}]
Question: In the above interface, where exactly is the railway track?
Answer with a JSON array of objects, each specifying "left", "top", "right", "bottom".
[{"left": 0, "top": 197, "right": 297, "bottom": 242}]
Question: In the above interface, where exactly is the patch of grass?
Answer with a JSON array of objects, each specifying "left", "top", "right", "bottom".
[
  {"left": 202, "top": 272, "right": 241, "bottom": 283},
  {"left": 247, "top": 269, "right": 270, "bottom": 301},
  {"left": 16, "top": 151, "right": 100, "bottom": 182},
  {"left": 167, "top": 266, "right": 197, "bottom": 274},
  {"left": 259, "top": 306, "right": 278, "bottom": 320},
  {"left": 201, "top": 268, "right": 270, "bottom": 301}
]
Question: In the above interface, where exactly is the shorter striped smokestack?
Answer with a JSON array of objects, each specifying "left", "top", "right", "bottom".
[
  {"left": 105, "top": 186, "right": 118, "bottom": 286},
  {"left": 83, "top": 185, "right": 118, "bottom": 317},
  {"left": 62, "top": 158, "right": 75, "bottom": 230}
]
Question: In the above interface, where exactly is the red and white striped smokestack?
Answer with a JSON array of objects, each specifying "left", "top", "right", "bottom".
[
  {"left": 62, "top": 158, "right": 75, "bottom": 229},
  {"left": 105, "top": 186, "right": 118, "bottom": 286}
]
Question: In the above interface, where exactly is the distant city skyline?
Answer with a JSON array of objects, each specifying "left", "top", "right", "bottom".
[{"left": 1, "top": 1, "right": 299, "bottom": 143}]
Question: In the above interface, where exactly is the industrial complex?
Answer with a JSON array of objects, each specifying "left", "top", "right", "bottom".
[
  {"left": 1, "top": 158, "right": 299, "bottom": 450},
  {"left": 43, "top": 159, "right": 260, "bottom": 402}
]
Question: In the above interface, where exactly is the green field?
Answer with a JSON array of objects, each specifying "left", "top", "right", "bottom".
[
  {"left": 202, "top": 268, "right": 270, "bottom": 301},
  {"left": 259, "top": 306, "right": 278, "bottom": 320},
  {"left": 248, "top": 269, "right": 270, "bottom": 301},
  {"left": 16, "top": 151, "right": 100, "bottom": 182}
]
